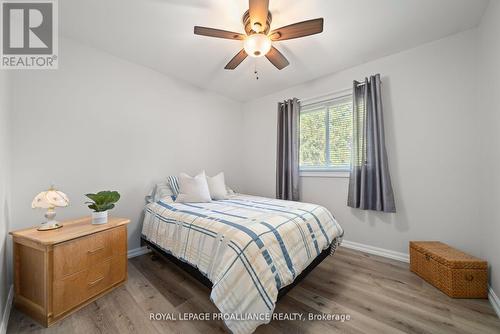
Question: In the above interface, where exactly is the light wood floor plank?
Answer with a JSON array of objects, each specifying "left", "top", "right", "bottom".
[
  {"left": 7, "top": 247, "right": 500, "bottom": 334},
  {"left": 125, "top": 262, "right": 201, "bottom": 334}
]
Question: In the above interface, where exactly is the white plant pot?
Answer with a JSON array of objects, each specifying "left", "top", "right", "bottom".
[{"left": 92, "top": 211, "right": 108, "bottom": 225}]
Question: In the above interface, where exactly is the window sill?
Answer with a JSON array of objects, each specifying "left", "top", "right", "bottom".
[{"left": 300, "top": 171, "right": 350, "bottom": 178}]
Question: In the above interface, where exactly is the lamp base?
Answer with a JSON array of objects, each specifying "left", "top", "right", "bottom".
[
  {"left": 38, "top": 209, "right": 63, "bottom": 231},
  {"left": 37, "top": 222, "right": 63, "bottom": 231}
]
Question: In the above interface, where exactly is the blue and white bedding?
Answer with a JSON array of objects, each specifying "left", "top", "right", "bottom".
[{"left": 141, "top": 194, "right": 343, "bottom": 334}]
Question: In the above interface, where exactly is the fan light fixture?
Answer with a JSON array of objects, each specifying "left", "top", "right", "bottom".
[
  {"left": 244, "top": 33, "right": 272, "bottom": 57},
  {"left": 193, "top": 0, "right": 324, "bottom": 70}
]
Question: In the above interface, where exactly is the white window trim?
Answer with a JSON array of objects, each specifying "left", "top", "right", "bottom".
[
  {"left": 300, "top": 170, "right": 350, "bottom": 178},
  {"left": 299, "top": 88, "right": 353, "bottom": 177},
  {"left": 300, "top": 88, "right": 352, "bottom": 106}
]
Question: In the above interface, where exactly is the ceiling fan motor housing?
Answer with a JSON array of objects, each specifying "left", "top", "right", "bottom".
[{"left": 243, "top": 10, "right": 272, "bottom": 35}]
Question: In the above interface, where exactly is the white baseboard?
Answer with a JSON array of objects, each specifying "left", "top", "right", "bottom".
[
  {"left": 127, "top": 246, "right": 151, "bottom": 259},
  {"left": 0, "top": 285, "right": 13, "bottom": 334},
  {"left": 341, "top": 239, "right": 410, "bottom": 263},
  {"left": 489, "top": 287, "right": 500, "bottom": 318}
]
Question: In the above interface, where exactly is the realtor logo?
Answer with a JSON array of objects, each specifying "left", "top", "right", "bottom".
[{"left": 1, "top": 0, "right": 58, "bottom": 69}]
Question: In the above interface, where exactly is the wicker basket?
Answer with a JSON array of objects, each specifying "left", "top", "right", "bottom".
[{"left": 409, "top": 241, "right": 488, "bottom": 298}]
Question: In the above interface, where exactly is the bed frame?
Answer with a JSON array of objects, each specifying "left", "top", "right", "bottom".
[{"left": 140, "top": 236, "right": 335, "bottom": 300}]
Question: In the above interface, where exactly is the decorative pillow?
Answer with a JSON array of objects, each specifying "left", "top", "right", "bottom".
[
  {"left": 175, "top": 171, "right": 212, "bottom": 203},
  {"left": 167, "top": 175, "right": 180, "bottom": 195},
  {"left": 226, "top": 185, "right": 236, "bottom": 195},
  {"left": 147, "top": 182, "right": 175, "bottom": 203},
  {"left": 206, "top": 172, "right": 228, "bottom": 200}
]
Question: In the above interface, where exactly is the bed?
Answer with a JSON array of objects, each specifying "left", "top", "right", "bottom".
[{"left": 141, "top": 193, "right": 344, "bottom": 334}]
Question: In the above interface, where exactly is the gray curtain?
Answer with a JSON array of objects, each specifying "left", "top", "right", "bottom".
[
  {"left": 276, "top": 98, "right": 300, "bottom": 201},
  {"left": 348, "top": 74, "right": 396, "bottom": 212}
]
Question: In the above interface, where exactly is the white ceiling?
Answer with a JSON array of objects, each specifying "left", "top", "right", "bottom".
[{"left": 61, "top": 0, "right": 488, "bottom": 101}]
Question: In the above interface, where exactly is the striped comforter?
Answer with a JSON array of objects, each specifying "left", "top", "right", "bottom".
[{"left": 141, "top": 194, "right": 343, "bottom": 334}]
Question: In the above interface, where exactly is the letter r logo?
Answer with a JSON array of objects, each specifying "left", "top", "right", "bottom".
[{"left": 2, "top": 2, "right": 53, "bottom": 54}]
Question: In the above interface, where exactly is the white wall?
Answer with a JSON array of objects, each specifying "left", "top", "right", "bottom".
[
  {"left": 241, "top": 30, "right": 483, "bottom": 257},
  {"left": 478, "top": 0, "right": 500, "bottom": 297},
  {"left": 10, "top": 38, "right": 244, "bottom": 251},
  {"left": 0, "top": 71, "right": 12, "bottom": 328}
]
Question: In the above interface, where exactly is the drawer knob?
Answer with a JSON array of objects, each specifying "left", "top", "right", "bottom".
[
  {"left": 425, "top": 254, "right": 431, "bottom": 261},
  {"left": 88, "top": 276, "right": 105, "bottom": 287},
  {"left": 88, "top": 246, "right": 105, "bottom": 254},
  {"left": 465, "top": 274, "right": 474, "bottom": 282}
]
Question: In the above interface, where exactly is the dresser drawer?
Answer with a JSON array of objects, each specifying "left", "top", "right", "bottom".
[
  {"left": 52, "top": 255, "right": 126, "bottom": 317},
  {"left": 53, "top": 226, "right": 126, "bottom": 280}
]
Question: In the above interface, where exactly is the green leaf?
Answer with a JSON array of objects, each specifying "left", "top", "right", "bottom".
[
  {"left": 85, "top": 193, "right": 99, "bottom": 202},
  {"left": 84, "top": 190, "right": 120, "bottom": 212}
]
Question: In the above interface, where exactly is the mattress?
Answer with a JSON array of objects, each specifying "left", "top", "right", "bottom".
[{"left": 141, "top": 194, "right": 343, "bottom": 334}]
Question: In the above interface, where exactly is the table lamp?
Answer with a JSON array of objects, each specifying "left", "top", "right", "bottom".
[{"left": 31, "top": 186, "right": 69, "bottom": 230}]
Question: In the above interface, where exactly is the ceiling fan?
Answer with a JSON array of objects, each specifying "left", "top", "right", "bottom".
[{"left": 193, "top": 0, "right": 324, "bottom": 70}]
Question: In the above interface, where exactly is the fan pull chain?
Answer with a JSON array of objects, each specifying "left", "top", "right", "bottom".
[{"left": 254, "top": 62, "right": 259, "bottom": 80}]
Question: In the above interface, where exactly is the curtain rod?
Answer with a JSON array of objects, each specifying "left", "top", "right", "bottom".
[{"left": 298, "top": 80, "right": 380, "bottom": 105}]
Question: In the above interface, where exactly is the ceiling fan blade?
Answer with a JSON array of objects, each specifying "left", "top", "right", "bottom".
[
  {"left": 269, "top": 18, "right": 324, "bottom": 41},
  {"left": 225, "top": 49, "right": 248, "bottom": 70},
  {"left": 266, "top": 46, "right": 289, "bottom": 70},
  {"left": 249, "top": 0, "right": 269, "bottom": 33},
  {"left": 194, "top": 26, "right": 245, "bottom": 40}
]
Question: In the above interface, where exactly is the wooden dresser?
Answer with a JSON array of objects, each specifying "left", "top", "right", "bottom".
[{"left": 10, "top": 217, "right": 130, "bottom": 327}]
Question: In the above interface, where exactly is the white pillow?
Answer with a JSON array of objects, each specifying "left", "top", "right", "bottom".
[
  {"left": 175, "top": 171, "right": 212, "bottom": 203},
  {"left": 149, "top": 182, "right": 175, "bottom": 203},
  {"left": 226, "top": 185, "right": 236, "bottom": 195},
  {"left": 206, "top": 172, "right": 228, "bottom": 200}
]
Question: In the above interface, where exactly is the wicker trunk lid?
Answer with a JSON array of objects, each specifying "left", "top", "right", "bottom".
[{"left": 409, "top": 241, "right": 488, "bottom": 298}]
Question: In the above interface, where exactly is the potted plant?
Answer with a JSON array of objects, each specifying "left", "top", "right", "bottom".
[{"left": 85, "top": 190, "right": 120, "bottom": 225}]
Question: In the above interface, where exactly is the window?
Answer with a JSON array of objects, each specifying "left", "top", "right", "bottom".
[{"left": 299, "top": 94, "right": 353, "bottom": 174}]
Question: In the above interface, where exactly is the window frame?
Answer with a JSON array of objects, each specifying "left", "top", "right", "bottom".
[{"left": 299, "top": 89, "right": 353, "bottom": 178}]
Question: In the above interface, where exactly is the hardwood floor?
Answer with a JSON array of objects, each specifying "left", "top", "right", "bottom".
[{"left": 7, "top": 247, "right": 500, "bottom": 334}]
